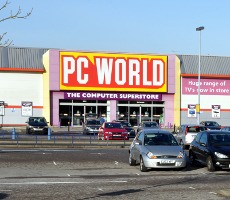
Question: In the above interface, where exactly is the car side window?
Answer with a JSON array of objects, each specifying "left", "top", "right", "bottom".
[
  {"left": 137, "top": 132, "right": 144, "bottom": 142},
  {"left": 199, "top": 132, "right": 207, "bottom": 145},
  {"left": 195, "top": 132, "right": 202, "bottom": 143}
]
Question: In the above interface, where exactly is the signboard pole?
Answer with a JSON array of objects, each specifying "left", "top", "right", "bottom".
[{"left": 0, "top": 101, "right": 5, "bottom": 127}]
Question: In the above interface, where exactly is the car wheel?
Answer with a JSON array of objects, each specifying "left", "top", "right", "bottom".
[
  {"left": 129, "top": 153, "right": 136, "bottom": 166},
  {"left": 140, "top": 156, "right": 148, "bottom": 172},
  {"left": 207, "top": 156, "right": 216, "bottom": 172},
  {"left": 189, "top": 150, "right": 196, "bottom": 165}
]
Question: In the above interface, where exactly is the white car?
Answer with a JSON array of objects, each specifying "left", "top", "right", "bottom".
[
  {"left": 129, "top": 129, "right": 187, "bottom": 172},
  {"left": 176, "top": 124, "right": 207, "bottom": 149}
]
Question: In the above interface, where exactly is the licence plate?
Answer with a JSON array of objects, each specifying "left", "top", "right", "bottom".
[
  {"left": 161, "top": 160, "right": 175, "bottom": 164},
  {"left": 113, "top": 135, "right": 120, "bottom": 136}
]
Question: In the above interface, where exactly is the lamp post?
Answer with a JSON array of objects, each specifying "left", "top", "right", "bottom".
[{"left": 196, "top": 26, "right": 204, "bottom": 124}]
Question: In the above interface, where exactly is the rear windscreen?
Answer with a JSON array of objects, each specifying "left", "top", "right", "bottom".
[{"left": 188, "top": 126, "right": 206, "bottom": 132}]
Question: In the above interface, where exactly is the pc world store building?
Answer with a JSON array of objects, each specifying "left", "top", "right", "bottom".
[
  {"left": 1, "top": 47, "right": 230, "bottom": 128},
  {"left": 43, "top": 50, "right": 180, "bottom": 127}
]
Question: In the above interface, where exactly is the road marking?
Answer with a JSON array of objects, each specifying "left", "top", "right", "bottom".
[
  {"left": 53, "top": 161, "right": 57, "bottom": 165},
  {"left": 67, "top": 174, "right": 70, "bottom": 176},
  {"left": 209, "top": 192, "right": 217, "bottom": 195},
  {"left": 189, "top": 187, "right": 196, "bottom": 190},
  {"left": 0, "top": 181, "right": 127, "bottom": 185}
]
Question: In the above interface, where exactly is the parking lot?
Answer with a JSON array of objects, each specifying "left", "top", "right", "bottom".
[{"left": 0, "top": 148, "right": 230, "bottom": 200}]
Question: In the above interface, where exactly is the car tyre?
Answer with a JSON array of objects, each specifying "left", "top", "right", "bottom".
[
  {"left": 26, "top": 129, "right": 31, "bottom": 134},
  {"left": 207, "top": 156, "right": 216, "bottom": 172},
  {"left": 189, "top": 150, "right": 196, "bottom": 165},
  {"left": 140, "top": 156, "right": 148, "bottom": 172},
  {"left": 129, "top": 153, "right": 136, "bottom": 166}
]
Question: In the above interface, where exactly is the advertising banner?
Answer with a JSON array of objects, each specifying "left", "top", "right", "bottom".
[
  {"left": 21, "top": 101, "right": 33, "bottom": 117},
  {"left": 188, "top": 104, "right": 196, "bottom": 118},
  {"left": 60, "top": 52, "right": 168, "bottom": 92},
  {"left": 0, "top": 101, "right": 4, "bottom": 116},
  {"left": 182, "top": 78, "right": 230, "bottom": 95},
  {"left": 212, "top": 105, "right": 220, "bottom": 118},
  {"left": 64, "top": 92, "right": 162, "bottom": 101}
]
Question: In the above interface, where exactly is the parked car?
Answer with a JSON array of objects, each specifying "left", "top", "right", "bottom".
[
  {"left": 189, "top": 130, "right": 230, "bottom": 171},
  {"left": 25, "top": 117, "right": 49, "bottom": 135},
  {"left": 98, "top": 122, "right": 128, "bottom": 140},
  {"left": 114, "top": 120, "right": 136, "bottom": 138},
  {"left": 137, "top": 121, "right": 159, "bottom": 133},
  {"left": 200, "top": 121, "right": 221, "bottom": 130},
  {"left": 83, "top": 118, "right": 101, "bottom": 135},
  {"left": 176, "top": 124, "right": 207, "bottom": 149},
  {"left": 129, "top": 129, "right": 187, "bottom": 172}
]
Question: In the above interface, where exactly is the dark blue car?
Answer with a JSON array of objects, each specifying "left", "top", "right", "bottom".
[
  {"left": 189, "top": 130, "right": 230, "bottom": 171},
  {"left": 200, "top": 121, "right": 221, "bottom": 130}
]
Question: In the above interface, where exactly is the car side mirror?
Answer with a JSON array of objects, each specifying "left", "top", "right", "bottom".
[{"left": 200, "top": 142, "right": 206, "bottom": 147}]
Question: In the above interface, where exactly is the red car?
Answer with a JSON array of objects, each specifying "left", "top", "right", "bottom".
[{"left": 98, "top": 122, "right": 128, "bottom": 140}]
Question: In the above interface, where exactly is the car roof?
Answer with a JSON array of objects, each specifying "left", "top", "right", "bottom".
[
  {"left": 141, "top": 129, "right": 171, "bottom": 134},
  {"left": 180, "top": 124, "right": 205, "bottom": 127},
  {"left": 201, "top": 120, "right": 217, "bottom": 122},
  {"left": 29, "top": 117, "right": 45, "bottom": 119},
  {"left": 205, "top": 130, "right": 230, "bottom": 134},
  {"left": 142, "top": 121, "right": 158, "bottom": 123}
]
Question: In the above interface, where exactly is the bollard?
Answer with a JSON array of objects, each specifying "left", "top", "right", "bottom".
[
  {"left": 48, "top": 127, "right": 51, "bottom": 140},
  {"left": 12, "top": 128, "right": 16, "bottom": 140}
]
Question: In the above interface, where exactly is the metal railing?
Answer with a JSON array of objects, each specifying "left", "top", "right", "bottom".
[{"left": 0, "top": 128, "right": 131, "bottom": 148}]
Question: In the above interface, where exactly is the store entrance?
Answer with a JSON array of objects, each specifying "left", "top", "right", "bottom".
[
  {"left": 59, "top": 100, "right": 107, "bottom": 126},
  {"left": 117, "top": 101, "right": 164, "bottom": 126}
]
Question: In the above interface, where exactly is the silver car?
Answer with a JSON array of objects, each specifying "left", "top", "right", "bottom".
[{"left": 129, "top": 129, "right": 187, "bottom": 172}]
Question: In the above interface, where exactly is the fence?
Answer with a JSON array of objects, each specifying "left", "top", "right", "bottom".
[{"left": 0, "top": 128, "right": 132, "bottom": 148}]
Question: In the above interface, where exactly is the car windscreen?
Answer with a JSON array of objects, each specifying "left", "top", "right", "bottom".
[
  {"left": 188, "top": 126, "right": 206, "bottom": 132},
  {"left": 209, "top": 133, "right": 230, "bottom": 146},
  {"left": 205, "top": 122, "right": 219, "bottom": 126},
  {"left": 105, "top": 123, "right": 122, "bottom": 128},
  {"left": 144, "top": 122, "right": 158, "bottom": 128},
  {"left": 87, "top": 120, "right": 100, "bottom": 125},
  {"left": 144, "top": 133, "right": 178, "bottom": 146},
  {"left": 28, "top": 117, "right": 47, "bottom": 125}
]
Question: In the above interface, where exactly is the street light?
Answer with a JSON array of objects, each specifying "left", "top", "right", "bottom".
[{"left": 196, "top": 26, "right": 204, "bottom": 124}]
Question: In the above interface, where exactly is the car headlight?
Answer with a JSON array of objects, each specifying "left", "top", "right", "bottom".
[
  {"left": 146, "top": 152, "right": 157, "bottom": 159},
  {"left": 105, "top": 132, "right": 113, "bottom": 134},
  {"left": 215, "top": 152, "right": 228, "bottom": 158},
  {"left": 177, "top": 151, "right": 185, "bottom": 158}
]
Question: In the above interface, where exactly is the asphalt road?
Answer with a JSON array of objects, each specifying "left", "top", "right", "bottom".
[{"left": 0, "top": 148, "right": 230, "bottom": 200}]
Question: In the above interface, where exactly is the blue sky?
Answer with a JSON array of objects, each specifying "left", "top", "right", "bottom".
[{"left": 1, "top": 0, "right": 230, "bottom": 56}]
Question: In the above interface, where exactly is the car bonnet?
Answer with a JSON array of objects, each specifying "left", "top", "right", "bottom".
[
  {"left": 144, "top": 145, "right": 183, "bottom": 156},
  {"left": 210, "top": 145, "right": 230, "bottom": 155}
]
